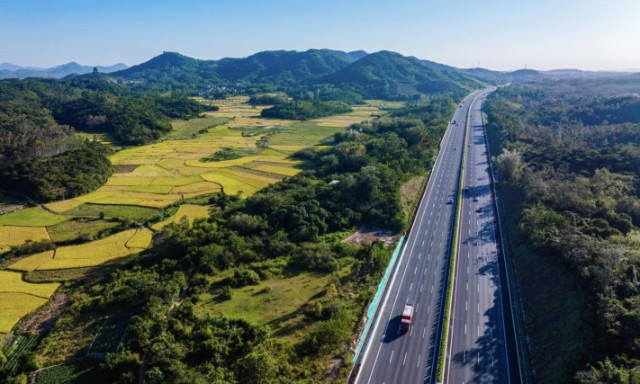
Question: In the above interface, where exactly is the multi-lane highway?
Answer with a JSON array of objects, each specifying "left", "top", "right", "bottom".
[
  {"left": 444, "top": 91, "right": 517, "bottom": 383},
  {"left": 355, "top": 90, "right": 490, "bottom": 384}
]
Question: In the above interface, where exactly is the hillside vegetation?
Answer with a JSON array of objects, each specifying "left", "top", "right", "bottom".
[{"left": 485, "top": 78, "right": 640, "bottom": 383}]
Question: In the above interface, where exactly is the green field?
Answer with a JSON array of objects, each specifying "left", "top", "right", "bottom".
[
  {"left": 47, "top": 219, "right": 120, "bottom": 243},
  {"left": 0, "top": 207, "right": 70, "bottom": 227},
  {"left": 61, "top": 204, "right": 160, "bottom": 222},
  {"left": 198, "top": 271, "right": 332, "bottom": 342}
]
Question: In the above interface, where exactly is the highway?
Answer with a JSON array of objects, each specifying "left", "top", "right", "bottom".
[
  {"left": 444, "top": 91, "right": 518, "bottom": 383},
  {"left": 355, "top": 89, "right": 489, "bottom": 384}
]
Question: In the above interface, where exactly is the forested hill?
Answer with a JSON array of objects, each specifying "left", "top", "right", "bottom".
[
  {"left": 112, "top": 49, "right": 366, "bottom": 90},
  {"left": 106, "top": 49, "right": 499, "bottom": 98},
  {"left": 320, "top": 50, "right": 487, "bottom": 99}
]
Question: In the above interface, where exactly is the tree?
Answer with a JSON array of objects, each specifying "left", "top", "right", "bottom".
[
  {"left": 492, "top": 148, "right": 522, "bottom": 182},
  {"left": 238, "top": 349, "right": 278, "bottom": 384}
]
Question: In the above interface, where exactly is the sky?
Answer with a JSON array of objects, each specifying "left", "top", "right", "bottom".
[{"left": 1, "top": 0, "right": 639, "bottom": 71}]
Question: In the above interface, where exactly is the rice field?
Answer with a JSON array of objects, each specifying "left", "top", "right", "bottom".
[
  {"left": 0, "top": 270, "right": 60, "bottom": 333},
  {"left": 0, "top": 226, "right": 50, "bottom": 248},
  {"left": 0, "top": 207, "right": 70, "bottom": 227},
  {"left": 8, "top": 229, "right": 152, "bottom": 271},
  {"left": 0, "top": 99, "right": 379, "bottom": 233},
  {"left": 152, "top": 204, "right": 210, "bottom": 230},
  {"left": 0, "top": 293, "right": 53, "bottom": 334}
]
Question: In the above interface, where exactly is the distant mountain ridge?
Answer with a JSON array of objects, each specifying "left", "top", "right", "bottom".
[
  {"left": 108, "top": 49, "right": 501, "bottom": 99},
  {"left": 0, "top": 62, "right": 128, "bottom": 79}
]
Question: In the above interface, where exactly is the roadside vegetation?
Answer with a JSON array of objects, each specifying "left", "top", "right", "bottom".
[{"left": 485, "top": 78, "right": 640, "bottom": 383}]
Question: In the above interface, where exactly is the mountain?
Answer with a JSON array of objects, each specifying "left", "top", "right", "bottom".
[
  {"left": 506, "top": 69, "right": 546, "bottom": 82},
  {"left": 113, "top": 49, "right": 366, "bottom": 88},
  {"left": 0, "top": 62, "right": 128, "bottom": 79},
  {"left": 105, "top": 49, "right": 508, "bottom": 99},
  {"left": 320, "top": 50, "right": 489, "bottom": 99},
  {"left": 215, "top": 49, "right": 362, "bottom": 83}
]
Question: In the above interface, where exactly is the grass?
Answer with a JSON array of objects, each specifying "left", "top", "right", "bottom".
[
  {"left": 0, "top": 225, "right": 50, "bottom": 247},
  {"left": 198, "top": 271, "right": 332, "bottom": 343},
  {"left": 0, "top": 207, "right": 70, "bottom": 227},
  {"left": 46, "top": 219, "right": 120, "bottom": 243},
  {"left": 61, "top": 204, "right": 159, "bottom": 222},
  {"left": 9, "top": 229, "right": 152, "bottom": 271},
  {"left": 151, "top": 204, "right": 210, "bottom": 230},
  {"left": 400, "top": 175, "right": 428, "bottom": 218}
]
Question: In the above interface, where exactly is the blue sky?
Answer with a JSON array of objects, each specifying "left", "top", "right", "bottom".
[{"left": 1, "top": 0, "right": 638, "bottom": 71}]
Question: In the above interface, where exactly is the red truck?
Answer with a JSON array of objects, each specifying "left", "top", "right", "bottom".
[{"left": 399, "top": 304, "right": 414, "bottom": 333}]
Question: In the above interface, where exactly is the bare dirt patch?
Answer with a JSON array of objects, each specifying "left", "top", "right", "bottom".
[
  {"left": 22, "top": 292, "right": 68, "bottom": 334},
  {"left": 342, "top": 228, "right": 398, "bottom": 246}
]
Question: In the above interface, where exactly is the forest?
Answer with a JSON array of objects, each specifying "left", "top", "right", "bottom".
[
  {"left": 0, "top": 78, "right": 210, "bottom": 202},
  {"left": 485, "top": 79, "right": 640, "bottom": 383}
]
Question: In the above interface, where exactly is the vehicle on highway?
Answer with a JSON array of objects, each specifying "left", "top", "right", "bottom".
[
  {"left": 476, "top": 206, "right": 483, "bottom": 213},
  {"left": 399, "top": 304, "right": 414, "bottom": 333},
  {"left": 447, "top": 198, "right": 454, "bottom": 204},
  {"left": 473, "top": 196, "right": 479, "bottom": 202}
]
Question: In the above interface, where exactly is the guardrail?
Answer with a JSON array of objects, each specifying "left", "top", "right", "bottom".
[{"left": 351, "top": 235, "right": 406, "bottom": 366}]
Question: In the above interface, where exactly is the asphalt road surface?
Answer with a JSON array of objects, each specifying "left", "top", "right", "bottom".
[
  {"left": 444, "top": 91, "right": 517, "bottom": 383},
  {"left": 355, "top": 90, "right": 489, "bottom": 384}
]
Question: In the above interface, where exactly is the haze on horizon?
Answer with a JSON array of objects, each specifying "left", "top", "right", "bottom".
[{"left": 1, "top": 0, "right": 638, "bottom": 72}]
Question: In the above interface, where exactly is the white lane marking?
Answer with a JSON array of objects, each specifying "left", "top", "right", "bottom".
[
  {"left": 389, "top": 350, "right": 394, "bottom": 364},
  {"left": 418, "top": 252, "right": 422, "bottom": 259},
  {"left": 420, "top": 283, "right": 424, "bottom": 292},
  {"left": 465, "top": 301, "right": 468, "bottom": 311},
  {"left": 464, "top": 323, "right": 467, "bottom": 334},
  {"left": 466, "top": 282, "right": 468, "bottom": 291},
  {"left": 424, "top": 268, "right": 427, "bottom": 276},
  {"left": 478, "top": 303, "right": 480, "bottom": 313},
  {"left": 478, "top": 325, "right": 480, "bottom": 336},
  {"left": 409, "top": 283, "right": 413, "bottom": 291},
  {"left": 421, "top": 240, "right": 425, "bottom": 247},
  {"left": 417, "top": 354, "right": 421, "bottom": 368},
  {"left": 414, "top": 266, "right": 417, "bottom": 275},
  {"left": 423, "top": 327, "right": 427, "bottom": 339},
  {"left": 403, "top": 352, "right": 407, "bottom": 366},
  {"left": 431, "top": 285, "right": 434, "bottom": 293}
]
